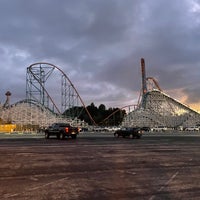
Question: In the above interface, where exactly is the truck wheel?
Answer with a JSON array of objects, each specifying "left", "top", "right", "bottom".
[
  {"left": 71, "top": 135, "right": 77, "bottom": 139},
  {"left": 136, "top": 135, "right": 141, "bottom": 139},
  {"left": 114, "top": 133, "right": 119, "bottom": 137},
  {"left": 60, "top": 132, "right": 65, "bottom": 140},
  {"left": 130, "top": 134, "right": 135, "bottom": 139},
  {"left": 45, "top": 132, "right": 49, "bottom": 139},
  {"left": 57, "top": 134, "right": 60, "bottom": 139}
]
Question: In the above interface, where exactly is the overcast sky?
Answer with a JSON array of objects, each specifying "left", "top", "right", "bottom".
[{"left": 1, "top": 0, "right": 200, "bottom": 111}]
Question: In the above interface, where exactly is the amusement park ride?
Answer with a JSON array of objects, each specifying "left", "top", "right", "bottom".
[
  {"left": 122, "top": 58, "right": 200, "bottom": 128},
  {"left": 0, "top": 59, "right": 200, "bottom": 132}
]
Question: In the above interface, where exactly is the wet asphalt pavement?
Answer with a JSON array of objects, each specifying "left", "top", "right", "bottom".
[{"left": 0, "top": 132, "right": 200, "bottom": 200}]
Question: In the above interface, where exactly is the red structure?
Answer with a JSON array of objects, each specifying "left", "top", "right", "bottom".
[{"left": 141, "top": 58, "right": 147, "bottom": 95}]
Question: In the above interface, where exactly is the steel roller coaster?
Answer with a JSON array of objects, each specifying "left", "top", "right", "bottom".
[
  {"left": 26, "top": 62, "right": 95, "bottom": 124},
  {"left": 1, "top": 59, "right": 200, "bottom": 131},
  {"left": 0, "top": 62, "right": 95, "bottom": 130}
]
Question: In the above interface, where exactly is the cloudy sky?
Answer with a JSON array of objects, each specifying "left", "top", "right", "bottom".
[{"left": 1, "top": 0, "right": 200, "bottom": 111}]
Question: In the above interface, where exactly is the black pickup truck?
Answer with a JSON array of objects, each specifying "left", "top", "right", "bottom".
[
  {"left": 45, "top": 123, "right": 79, "bottom": 139},
  {"left": 114, "top": 127, "right": 143, "bottom": 139}
]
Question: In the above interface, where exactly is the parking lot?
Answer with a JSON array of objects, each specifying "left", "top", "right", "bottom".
[{"left": 0, "top": 132, "right": 200, "bottom": 200}]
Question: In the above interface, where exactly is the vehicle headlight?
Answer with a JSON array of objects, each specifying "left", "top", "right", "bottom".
[{"left": 139, "top": 130, "right": 143, "bottom": 134}]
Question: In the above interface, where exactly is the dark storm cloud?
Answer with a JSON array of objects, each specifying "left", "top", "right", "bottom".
[{"left": 0, "top": 0, "right": 200, "bottom": 108}]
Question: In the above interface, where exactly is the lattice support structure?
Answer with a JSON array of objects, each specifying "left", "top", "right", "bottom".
[
  {"left": 61, "top": 74, "right": 79, "bottom": 116},
  {"left": 1, "top": 62, "right": 90, "bottom": 130},
  {"left": 26, "top": 63, "right": 59, "bottom": 113},
  {"left": 122, "top": 90, "right": 200, "bottom": 128},
  {"left": 0, "top": 100, "right": 85, "bottom": 129},
  {"left": 122, "top": 58, "right": 200, "bottom": 128},
  {"left": 26, "top": 62, "right": 84, "bottom": 117},
  {"left": 0, "top": 62, "right": 93, "bottom": 129}
]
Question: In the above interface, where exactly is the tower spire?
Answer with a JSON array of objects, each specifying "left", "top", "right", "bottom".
[{"left": 141, "top": 58, "right": 147, "bottom": 95}]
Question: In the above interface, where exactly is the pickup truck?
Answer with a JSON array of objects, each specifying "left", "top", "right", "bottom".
[
  {"left": 45, "top": 123, "right": 79, "bottom": 139},
  {"left": 114, "top": 127, "right": 143, "bottom": 139}
]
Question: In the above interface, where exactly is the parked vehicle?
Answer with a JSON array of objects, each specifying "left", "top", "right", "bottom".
[
  {"left": 114, "top": 127, "right": 143, "bottom": 139},
  {"left": 45, "top": 123, "right": 79, "bottom": 139},
  {"left": 176, "top": 126, "right": 183, "bottom": 131},
  {"left": 141, "top": 127, "right": 151, "bottom": 132},
  {"left": 185, "top": 126, "right": 199, "bottom": 131},
  {"left": 151, "top": 126, "right": 167, "bottom": 132}
]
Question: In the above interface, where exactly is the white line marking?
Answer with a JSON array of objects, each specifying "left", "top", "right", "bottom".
[
  {"left": 3, "top": 176, "right": 69, "bottom": 198},
  {"left": 149, "top": 159, "right": 193, "bottom": 200}
]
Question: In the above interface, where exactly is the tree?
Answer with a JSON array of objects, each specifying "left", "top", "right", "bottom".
[
  {"left": 63, "top": 102, "right": 126, "bottom": 126},
  {"left": 99, "top": 104, "right": 106, "bottom": 111}
]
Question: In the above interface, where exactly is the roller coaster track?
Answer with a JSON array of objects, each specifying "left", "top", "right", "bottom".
[
  {"left": 0, "top": 62, "right": 97, "bottom": 128},
  {"left": 121, "top": 57, "right": 200, "bottom": 128},
  {"left": 26, "top": 62, "right": 96, "bottom": 125},
  {"left": 123, "top": 84, "right": 200, "bottom": 128},
  {"left": 0, "top": 99, "right": 61, "bottom": 126},
  {"left": 1, "top": 59, "right": 200, "bottom": 129}
]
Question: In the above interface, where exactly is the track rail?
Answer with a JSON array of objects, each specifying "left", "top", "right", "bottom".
[{"left": 27, "top": 62, "right": 97, "bottom": 125}]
